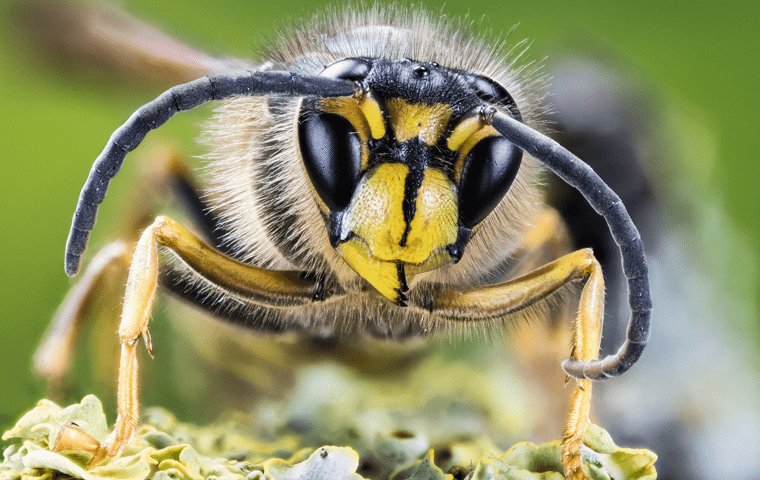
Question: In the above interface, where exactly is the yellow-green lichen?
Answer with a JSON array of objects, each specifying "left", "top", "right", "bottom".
[{"left": 0, "top": 396, "right": 656, "bottom": 480}]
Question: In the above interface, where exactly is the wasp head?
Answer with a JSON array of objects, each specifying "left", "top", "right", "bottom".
[{"left": 298, "top": 58, "right": 523, "bottom": 304}]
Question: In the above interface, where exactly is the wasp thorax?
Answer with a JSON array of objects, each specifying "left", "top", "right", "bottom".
[{"left": 296, "top": 57, "right": 524, "bottom": 303}]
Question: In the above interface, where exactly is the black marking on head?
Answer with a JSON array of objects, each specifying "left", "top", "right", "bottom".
[
  {"left": 399, "top": 162, "right": 425, "bottom": 247},
  {"left": 447, "top": 225, "right": 472, "bottom": 263},
  {"left": 364, "top": 59, "right": 480, "bottom": 115},
  {"left": 298, "top": 98, "right": 362, "bottom": 211},
  {"left": 396, "top": 262, "right": 409, "bottom": 306}
]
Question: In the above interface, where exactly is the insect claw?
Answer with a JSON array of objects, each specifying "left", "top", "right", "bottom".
[
  {"left": 312, "top": 280, "right": 326, "bottom": 302},
  {"left": 142, "top": 328, "right": 154, "bottom": 358},
  {"left": 53, "top": 421, "right": 109, "bottom": 467},
  {"left": 396, "top": 290, "right": 409, "bottom": 307}
]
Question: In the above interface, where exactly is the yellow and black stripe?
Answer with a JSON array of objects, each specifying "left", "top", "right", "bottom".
[{"left": 297, "top": 57, "right": 521, "bottom": 303}]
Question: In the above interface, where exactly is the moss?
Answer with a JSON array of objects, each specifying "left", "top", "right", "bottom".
[{"left": 1, "top": 396, "right": 656, "bottom": 480}]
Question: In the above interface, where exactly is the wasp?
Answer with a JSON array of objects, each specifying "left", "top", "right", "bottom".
[{"left": 32, "top": 5, "right": 651, "bottom": 480}]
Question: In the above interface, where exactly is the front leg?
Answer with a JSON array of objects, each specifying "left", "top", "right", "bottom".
[
  {"left": 34, "top": 240, "right": 132, "bottom": 393},
  {"left": 56, "top": 215, "right": 336, "bottom": 463},
  {"left": 423, "top": 249, "right": 603, "bottom": 480}
]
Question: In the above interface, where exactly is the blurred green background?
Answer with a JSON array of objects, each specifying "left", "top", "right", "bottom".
[{"left": 0, "top": 0, "right": 757, "bottom": 472}]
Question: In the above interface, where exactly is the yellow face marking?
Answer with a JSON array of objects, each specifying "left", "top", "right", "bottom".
[
  {"left": 453, "top": 125, "right": 499, "bottom": 183},
  {"left": 338, "top": 238, "right": 404, "bottom": 303},
  {"left": 344, "top": 164, "right": 458, "bottom": 265},
  {"left": 385, "top": 98, "right": 452, "bottom": 145},
  {"left": 340, "top": 164, "right": 458, "bottom": 300},
  {"left": 358, "top": 93, "right": 386, "bottom": 140},
  {"left": 346, "top": 163, "right": 409, "bottom": 261},
  {"left": 447, "top": 115, "right": 485, "bottom": 151},
  {"left": 404, "top": 168, "right": 458, "bottom": 260}
]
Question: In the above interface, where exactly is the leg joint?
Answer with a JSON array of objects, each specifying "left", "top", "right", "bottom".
[{"left": 575, "top": 248, "right": 600, "bottom": 278}]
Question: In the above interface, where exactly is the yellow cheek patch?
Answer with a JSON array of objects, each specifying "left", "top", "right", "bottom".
[
  {"left": 447, "top": 114, "right": 485, "bottom": 151},
  {"left": 452, "top": 125, "right": 499, "bottom": 183},
  {"left": 317, "top": 97, "right": 372, "bottom": 170},
  {"left": 318, "top": 97, "right": 371, "bottom": 142},
  {"left": 358, "top": 93, "right": 386, "bottom": 140},
  {"left": 338, "top": 238, "right": 406, "bottom": 304},
  {"left": 385, "top": 98, "right": 452, "bottom": 145}
]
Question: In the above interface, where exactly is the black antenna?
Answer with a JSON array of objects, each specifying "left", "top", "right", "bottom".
[
  {"left": 489, "top": 107, "right": 651, "bottom": 381},
  {"left": 64, "top": 71, "right": 355, "bottom": 277}
]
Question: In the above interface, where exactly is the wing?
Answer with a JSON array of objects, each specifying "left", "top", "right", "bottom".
[{"left": 19, "top": 1, "right": 258, "bottom": 86}]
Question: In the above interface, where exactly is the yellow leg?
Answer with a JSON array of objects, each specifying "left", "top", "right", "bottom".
[
  {"left": 502, "top": 207, "right": 576, "bottom": 440},
  {"left": 35, "top": 148, "right": 204, "bottom": 394},
  {"left": 424, "top": 248, "right": 604, "bottom": 480},
  {"left": 103, "top": 217, "right": 160, "bottom": 457},
  {"left": 509, "top": 207, "right": 572, "bottom": 277},
  {"left": 562, "top": 255, "right": 603, "bottom": 480},
  {"left": 78, "top": 215, "right": 336, "bottom": 460},
  {"left": 34, "top": 241, "right": 132, "bottom": 389}
]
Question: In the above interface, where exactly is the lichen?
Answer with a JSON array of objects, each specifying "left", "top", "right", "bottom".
[{"left": 1, "top": 396, "right": 656, "bottom": 480}]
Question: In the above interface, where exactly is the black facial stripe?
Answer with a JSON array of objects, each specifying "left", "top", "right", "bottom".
[
  {"left": 400, "top": 162, "right": 425, "bottom": 247},
  {"left": 396, "top": 262, "right": 409, "bottom": 306}
]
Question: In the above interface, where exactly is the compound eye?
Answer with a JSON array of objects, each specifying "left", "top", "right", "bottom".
[
  {"left": 319, "top": 58, "right": 371, "bottom": 81},
  {"left": 298, "top": 111, "right": 362, "bottom": 211},
  {"left": 470, "top": 75, "right": 522, "bottom": 121},
  {"left": 458, "top": 136, "right": 523, "bottom": 228}
]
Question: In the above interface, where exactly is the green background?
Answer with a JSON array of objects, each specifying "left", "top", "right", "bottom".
[{"left": 0, "top": 0, "right": 757, "bottom": 450}]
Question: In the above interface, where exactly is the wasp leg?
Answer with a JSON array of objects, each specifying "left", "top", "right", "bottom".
[
  {"left": 37, "top": 148, "right": 229, "bottom": 388},
  {"left": 560, "top": 253, "right": 603, "bottom": 480},
  {"left": 34, "top": 241, "right": 132, "bottom": 394},
  {"left": 510, "top": 207, "right": 573, "bottom": 277},
  {"left": 424, "top": 248, "right": 603, "bottom": 480},
  {"left": 41, "top": 150, "right": 235, "bottom": 463},
  {"left": 499, "top": 207, "right": 576, "bottom": 440},
  {"left": 102, "top": 215, "right": 331, "bottom": 458}
]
